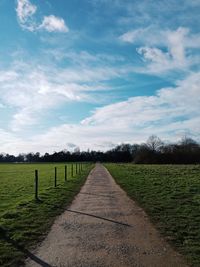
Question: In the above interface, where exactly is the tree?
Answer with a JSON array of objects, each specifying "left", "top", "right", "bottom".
[
  {"left": 180, "top": 136, "right": 198, "bottom": 151},
  {"left": 146, "top": 135, "right": 163, "bottom": 152}
]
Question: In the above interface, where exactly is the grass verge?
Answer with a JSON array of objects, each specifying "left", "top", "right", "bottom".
[
  {"left": 0, "top": 164, "right": 93, "bottom": 267},
  {"left": 105, "top": 163, "right": 200, "bottom": 267}
]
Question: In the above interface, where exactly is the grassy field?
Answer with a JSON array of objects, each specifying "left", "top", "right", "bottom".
[
  {"left": 0, "top": 162, "right": 93, "bottom": 267},
  {"left": 105, "top": 164, "right": 200, "bottom": 267}
]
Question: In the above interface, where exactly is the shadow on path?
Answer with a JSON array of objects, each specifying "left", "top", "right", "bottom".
[
  {"left": 65, "top": 189, "right": 115, "bottom": 198},
  {"left": 66, "top": 209, "right": 132, "bottom": 227},
  {"left": 0, "top": 227, "right": 53, "bottom": 267}
]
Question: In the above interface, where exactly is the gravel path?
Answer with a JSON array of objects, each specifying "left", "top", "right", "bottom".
[{"left": 26, "top": 164, "right": 188, "bottom": 267}]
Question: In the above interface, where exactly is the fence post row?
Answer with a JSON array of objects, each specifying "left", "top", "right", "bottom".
[
  {"left": 34, "top": 163, "right": 87, "bottom": 200},
  {"left": 35, "top": 170, "right": 39, "bottom": 200}
]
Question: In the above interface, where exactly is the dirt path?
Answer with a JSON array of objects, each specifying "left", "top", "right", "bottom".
[{"left": 26, "top": 164, "right": 188, "bottom": 267}]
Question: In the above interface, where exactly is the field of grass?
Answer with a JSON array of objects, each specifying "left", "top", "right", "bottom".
[
  {"left": 0, "top": 162, "right": 93, "bottom": 267},
  {"left": 105, "top": 164, "right": 200, "bottom": 267}
]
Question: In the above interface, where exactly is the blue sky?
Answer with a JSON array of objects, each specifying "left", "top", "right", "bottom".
[{"left": 0, "top": 0, "right": 200, "bottom": 154}]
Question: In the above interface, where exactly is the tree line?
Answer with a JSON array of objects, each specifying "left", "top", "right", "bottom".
[{"left": 0, "top": 136, "right": 200, "bottom": 164}]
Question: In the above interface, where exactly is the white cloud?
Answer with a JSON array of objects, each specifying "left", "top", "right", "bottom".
[
  {"left": 119, "top": 28, "right": 145, "bottom": 43},
  {"left": 120, "top": 26, "right": 200, "bottom": 49},
  {"left": 115, "top": 0, "right": 200, "bottom": 30},
  {"left": 0, "top": 129, "right": 22, "bottom": 152},
  {"left": 16, "top": 0, "right": 37, "bottom": 31},
  {"left": 1, "top": 49, "right": 199, "bottom": 141},
  {"left": 0, "top": 71, "right": 18, "bottom": 82},
  {"left": 137, "top": 47, "right": 171, "bottom": 65},
  {"left": 119, "top": 27, "right": 162, "bottom": 45},
  {"left": 0, "top": 57, "right": 127, "bottom": 132},
  {"left": 136, "top": 45, "right": 186, "bottom": 74},
  {"left": 39, "top": 15, "right": 69, "bottom": 32},
  {"left": 120, "top": 27, "right": 200, "bottom": 73},
  {"left": 1, "top": 71, "right": 199, "bottom": 154},
  {"left": 16, "top": 0, "right": 37, "bottom": 23},
  {"left": 166, "top": 27, "right": 188, "bottom": 66},
  {"left": 80, "top": 71, "right": 200, "bottom": 142},
  {"left": 11, "top": 110, "right": 38, "bottom": 131},
  {"left": 46, "top": 49, "right": 125, "bottom": 65},
  {"left": 16, "top": 0, "right": 68, "bottom": 33}
]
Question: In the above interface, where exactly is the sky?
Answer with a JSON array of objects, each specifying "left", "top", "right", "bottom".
[{"left": 0, "top": 0, "right": 200, "bottom": 155}]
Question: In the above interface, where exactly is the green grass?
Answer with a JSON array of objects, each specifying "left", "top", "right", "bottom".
[
  {"left": 105, "top": 163, "right": 200, "bottom": 267},
  {"left": 0, "top": 162, "right": 93, "bottom": 267}
]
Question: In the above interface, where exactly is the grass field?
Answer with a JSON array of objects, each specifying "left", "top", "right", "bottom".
[
  {"left": 0, "top": 162, "right": 93, "bottom": 267},
  {"left": 105, "top": 164, "right": 200, "bottom": 267}
]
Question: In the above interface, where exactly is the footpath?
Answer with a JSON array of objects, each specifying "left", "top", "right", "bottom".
[{"left": 26, "top": 163, "right": 188, "bottom": 267}]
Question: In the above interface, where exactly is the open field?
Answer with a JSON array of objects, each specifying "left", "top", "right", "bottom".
[
  {"left": 105, "top": 163, "right": 200, "bottom": 266},
  {"left": 0, "top": 163, "right": 93, "bottom": 267}
]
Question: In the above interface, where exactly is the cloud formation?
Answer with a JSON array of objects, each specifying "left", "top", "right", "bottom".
[
  {"left": 0, "top": 52, "right": 127, "bottom": 132},
  {"left": 16, "top": 0, "right": 68, "bottom": 32},
  {"left": 39, "top": 15, "right": 69, "bottom": 32},
  {"left": 79, "top": 72, "right": 200, "bottom": 147},
  {"left": 1, "top": 70, "right": 199, "bottom": 154},
  {"left": 16, "top": 0, "right": 37, "bottom": 31},
  {"left": 1, "top": 0, "right": 199, "bottom": 155},
  {"left": 120, "top": 27, "right": 200, "bottom": 73}
]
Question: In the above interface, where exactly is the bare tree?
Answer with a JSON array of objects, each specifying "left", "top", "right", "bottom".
[
  {"left": 146, "top": 135, "right": 163, "bottom": 152},
  {"left": 180, "top": 136, "right": 199, "bottom": 152}
]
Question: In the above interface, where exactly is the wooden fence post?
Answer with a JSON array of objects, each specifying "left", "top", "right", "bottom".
[
  {"left": 65, "top": 165, "right": 67, "bottom": 182},
  {"left": 35, "top": 170, "right": 39, "bottom": 200},
  {"left": 55, "top": 167, "right": 57, "bottom": 187},
  {"left": 71, "top": 164, "right": 73, "bottom": 177}
]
